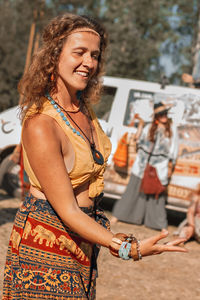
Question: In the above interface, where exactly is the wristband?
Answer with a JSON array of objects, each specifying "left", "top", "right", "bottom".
[
  {"left": 109, "top": 233, "right": 142, "bottom": 261},
  {"left": 130, "top": 239, "right": 142, "bottom": 261},
  {"left": 118, "top": 242, "right": 132, "bottom": 260}
]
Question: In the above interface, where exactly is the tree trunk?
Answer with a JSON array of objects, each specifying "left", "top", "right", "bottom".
[{"left": 192, "top": 11, "right": 200, "bottom": 82}]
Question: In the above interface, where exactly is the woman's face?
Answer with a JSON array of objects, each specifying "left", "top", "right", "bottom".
[
  {"left": 57, "top": 30, "right": 100, "bottom": 93},
  {"left": 157, "top": 112, "right": 168, "bottom": 124}
]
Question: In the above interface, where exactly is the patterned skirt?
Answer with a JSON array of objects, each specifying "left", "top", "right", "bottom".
[{"left": 3, "top": 193, "right": 110, "bottom": 299}]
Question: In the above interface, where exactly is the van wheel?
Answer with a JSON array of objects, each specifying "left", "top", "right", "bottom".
[{"left": 0, "top": 155, "right": 21, "bottom": 198}]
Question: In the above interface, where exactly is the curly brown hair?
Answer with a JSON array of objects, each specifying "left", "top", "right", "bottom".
[
  {"left": 149, "top": 116, "right": 172, "bottom": 142},
  {"left": 19, "top": 13, "right": 108, "bottom": 119}
]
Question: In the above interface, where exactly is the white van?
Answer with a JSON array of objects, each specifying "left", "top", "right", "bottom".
[
  {"left": 0, "top": 76, "right": 200, "bottom": 212},
  {"left": 95, "top": 76, "right": 200, "bottom": 212},
  {"left": 0, "top": 106, "right": 21, "bottom": 197}
]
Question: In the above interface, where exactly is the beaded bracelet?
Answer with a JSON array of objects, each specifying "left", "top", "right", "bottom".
[
  {"left": 130, "top": 239, "right": 142, "bottom": 261},
  {"left": 121, "top": 234, "right": 142, "bottom": 261},
  {"left": 137, "top": 240, "right": 142, "bottom": 260},
  {"left": 109, "top": 233, "right": 142, "bottom": 261}
]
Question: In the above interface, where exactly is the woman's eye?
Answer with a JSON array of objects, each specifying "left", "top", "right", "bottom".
[
  {"left": 74, "top": 52, "right": 83, "bottom": 56},
  {"left": 92, "top": 54, "right": 99, "bottom": 60}
]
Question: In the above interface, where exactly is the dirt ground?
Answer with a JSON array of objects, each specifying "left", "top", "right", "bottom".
[{"left": 0, "top": 190, "right": 199, "bottom": 300}]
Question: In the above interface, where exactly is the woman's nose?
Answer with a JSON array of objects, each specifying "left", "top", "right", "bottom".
[{"left": 82, "top": 54, "right": 94, "bottom": 69}]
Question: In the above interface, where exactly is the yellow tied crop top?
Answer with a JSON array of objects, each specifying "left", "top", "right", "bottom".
[{"left": 22, "top": 98, "right": 112, "bottom": 198}]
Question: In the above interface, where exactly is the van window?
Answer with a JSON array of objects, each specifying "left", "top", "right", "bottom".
[
  {"left": 123, "top": 90, "right": 154, "bottom": 126},
  {"left": 93, "top": 86, "right": 117, "bottom": 121}
]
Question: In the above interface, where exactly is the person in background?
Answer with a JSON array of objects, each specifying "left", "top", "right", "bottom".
[
  {"left": 9, "top": 144, "right": 21, "bottom": 164},
  {"left": 173, "top": 187, "right": 200, "bottom": 243},
  {"left": 10, "top": 143, "right": 30, "bottom": 199},
  {"left": 111, "top": 102, "right": 178, "bottom": 231},
  {"left": 0, "top": 144, "right": 30, "bottom": 200},
  {"left": 3, "top": 14, "right": 186, "bottom": 300},
  {"left": 182, "top": 72, "right": 200, "bottom": 89}
]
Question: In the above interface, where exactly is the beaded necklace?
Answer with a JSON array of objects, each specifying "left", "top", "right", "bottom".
[{"left": 46, "top": 93, "right": 104, "bottom": 165}]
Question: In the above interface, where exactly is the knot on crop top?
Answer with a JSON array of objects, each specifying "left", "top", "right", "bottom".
[{"left": 22, "top": 99, "right": 111, "bottom": 198}]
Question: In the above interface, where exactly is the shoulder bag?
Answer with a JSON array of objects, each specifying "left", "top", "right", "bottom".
[{"left": 140, "top": 134, "right": 166, "bottom": 199}]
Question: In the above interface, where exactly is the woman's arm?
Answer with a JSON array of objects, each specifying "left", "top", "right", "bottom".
[
  {"left": 187, "top": 194, "right": 198, "bottom": 228},
  {"left": 134, "top": 115, "right": 144, "bottom": 141},
  {"left": 22, "top": 114, "right": 113, "bottom": 247},
  {"left": 22, "top": 114, "right": 187, "bottom": 256}
]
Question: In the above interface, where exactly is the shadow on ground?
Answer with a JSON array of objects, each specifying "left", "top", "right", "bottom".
[
  {"left": 0, "top": 192, "right": 10, "bottom": 201},
  {"left": 0, "top": 208, "right": 18, "bottom": 226}
]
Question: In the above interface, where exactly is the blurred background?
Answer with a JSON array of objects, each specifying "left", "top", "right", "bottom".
[
  {"left": 0, "top": 0, "right": 200, "bottom": 111},
  {"left": 1, "top": 2, "right": 200, "bottom": 299}
]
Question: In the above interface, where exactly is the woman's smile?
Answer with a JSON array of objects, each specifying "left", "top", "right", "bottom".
[{"left": 75, "top": 70, "right": 90, "bottom": 79}]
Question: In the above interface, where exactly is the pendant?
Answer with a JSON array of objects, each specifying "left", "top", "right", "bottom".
[{"left": 91, "top": 144, "right": 104, "bottom": 165}]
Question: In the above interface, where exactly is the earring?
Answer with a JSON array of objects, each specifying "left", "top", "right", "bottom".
[
  {"left": 155, "top": 119, "right": 159, "bottom": 125},
  {"left": 50, "top": 73, "right": 55, "bottom": 81}
]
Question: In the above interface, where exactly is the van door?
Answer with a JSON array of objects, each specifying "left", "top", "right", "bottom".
[{"left": 93, "top": 85, "right": 117, "bottom": 140}]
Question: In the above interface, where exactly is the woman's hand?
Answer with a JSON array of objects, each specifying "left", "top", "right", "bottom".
[
  {"left": 178, "top": 225, "right": 194, "bottom": 241},
  {"left": 182, "top": 73, "right": 194, "bottom": 84},
  {"left": 139, "top": 230, "right": 188, "bottom": 257}
]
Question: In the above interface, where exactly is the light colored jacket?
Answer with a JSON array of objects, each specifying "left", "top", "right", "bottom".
[{"left": 131, "top": 123, "right": 179, "bottom": 185}]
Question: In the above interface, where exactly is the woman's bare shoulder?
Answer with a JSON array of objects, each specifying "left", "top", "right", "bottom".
[{"left": 22, "top": 113, "right": 59, "bottom": 145}]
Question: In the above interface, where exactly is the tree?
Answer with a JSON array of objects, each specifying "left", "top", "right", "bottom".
[
  {"left": 102, "top": 0, "right": 200, "bottom": 84},
  {"left": 0, "top": 0, "right": 50, "bottom": 111},
  {"left": 191, "top": 9, "right": 200, "bottom": 81},
  {"left": 0, "top": 0, "right": 101, "bottom": 112},
  {"left": 159, "top": 0, "right": 200, "bottom": 83},
  {"left": 0, "top": 0, "right": 199, "bottom": 112},
  {"left": 102, "top": 0, "right": 172, "bottom": 81}
]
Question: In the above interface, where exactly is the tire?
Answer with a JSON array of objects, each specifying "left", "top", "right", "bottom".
[{"left": 0, "top": 155, "right": 21, "bottom": 198}]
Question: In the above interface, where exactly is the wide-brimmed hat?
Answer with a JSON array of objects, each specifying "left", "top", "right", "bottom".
[{"left": 153, "top": 102, "right": 173, "bottom": 116}]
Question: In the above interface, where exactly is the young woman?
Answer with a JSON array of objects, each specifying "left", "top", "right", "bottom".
[
  {"left": 111, "top": 102, "right": 178, "bottom": 231},
  {"left": 3, "top": 14, "right": 186, "bottom": 300},
  {"left": 174, "top": 187, "right": 200, "bottom": 243}
]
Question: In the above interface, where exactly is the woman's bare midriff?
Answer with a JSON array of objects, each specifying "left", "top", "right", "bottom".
[{"left": 30, "top": 181, "right": 94, "bottom": 208}]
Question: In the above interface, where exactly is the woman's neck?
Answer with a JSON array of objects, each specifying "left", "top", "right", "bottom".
[
  {"left": 157, "top": 122, "right": 166, "bottom": 129},
  {"left": 53, "top": 84, "right": 79, "bottom": 111}
]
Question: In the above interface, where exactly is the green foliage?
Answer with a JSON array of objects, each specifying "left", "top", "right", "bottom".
[
  {"left": 102, "top": 0, "right": 172, "bottom": 81},
  {"left": 0, "top": 0, "right": 199, "bottom": 112},
  {"left": 0, "top": 0, "right": 51, "bottom": 111},
  {"left": 159, "top": 0, "right": 200, "bottom": 80}
]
